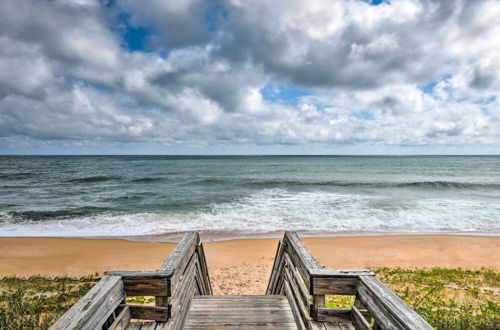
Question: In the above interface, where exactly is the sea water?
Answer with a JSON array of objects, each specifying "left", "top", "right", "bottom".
[{"left": 0, "top": 155, "right": 499, "bottom": 238}]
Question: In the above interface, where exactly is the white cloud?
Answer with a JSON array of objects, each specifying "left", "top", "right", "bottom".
[{"left": 0, "top": 0, "right": 499, "bottom": 153}]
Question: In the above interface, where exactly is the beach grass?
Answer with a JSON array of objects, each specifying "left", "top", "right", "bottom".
[
  {"left": 325, "top": 267, "right": 500, "bottom": 329},
  {"left": 376, "top": 267, "right": 499, "bottom": 329},
  {"left": 0, "top": 275, "right": 98, "bottom": 330},
  {"left": 1, "top": 268, "right": 498, "bottom": 329}
]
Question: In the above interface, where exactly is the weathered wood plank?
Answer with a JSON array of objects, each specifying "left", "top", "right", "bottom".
[
  {"left": 351, "top": 306, "right": 371, "bottom": 330},
  {"left": 123, "top": 304, "right": 169, "bottom": 321},
  {"left": 151, "top": 321, "right": 172, "bottom": 330},
  {"left": 310, "top": 270, "right": 374, "bottom": 295},
  {"left": 160, "top": 232, "right": 198, "bottom": 276},
  {"left": 359, "top": 276, "right": 433, "bottom": 329},
  {"left": 284, "top": 232, "right": 321, "bottom": 269},
  {"left": 283, "top": 252, "right": 313, "bottom": 309},
  {"left": 284, "top": 265, "right": 312, "bottom": 325},
  {"left": 107, "top": 271, "right": 171, "bottom": 277},
  {"left": 184, "top": 324, "right": 298, "bottom": 329},
  {"left": 196, "top": 242, "right": 212, "bottom": 295},
  {"left": 356, "top": 284, "right": 405, "bottom": 329},
  {"left": 173, "top": 278, "right": 196, "bottom": 321},
  {"left": 267, "top": 240, "right": 285, "bottom": 294},
  {"left": 192, "top": 295, "right": 291, "bottom": 300},
  {"left": 169, "top": 253, "right": 198, "bottom": 310},
  {"left": 354, "top": 297, "right": 374, "bottom": 322},
  {"left": 50, "top": 275, "right": 124, "bottom": 330},
  {"left": 193, "top": 258, "right": 207, "bottom": 296},
  {"left": 167, "top": 253, "right": 199, "bottom": 330},
  {"left": 189, "top": 302, "right": 290, "bottom": 308},
  {"left": 309, "top": 270, "right": 375, "bottom": 278},
  {"left": 323, "top": 322, "right": 355, "bottom": 330},
  {"left": 312, "top": 277, "right": 357, "bottom": 295},
  {"left": 283, "top": 281, "right": 308, "bottom": 330},
  {"left": 125, "top": 323, "right": 143, "bottom": 330},
  {"left": 316, "top": 308, "right": 351, "bottom": 323},
  {"left": 140, "top": 322, "right": 158, "bottom": 330},
  {"left": 273, "top": 249, "right": 288, "bottom": 295},
  {"left": 185, "top": 295, "right": 298, "bottom": 329},
  {"left": 283, "top": 232, "right": 321, "bottom": 291},
  {"left": 156, "top": 232, "right": 198, "bottom": 308},
  {"left": 108, "top": 306, "right": 131, "bottom": 330},
  {"left": 123, "top": 279, "right": 169, "bottom": 297},
  {"left": 106, "top": 271, "right": 172, "bottom": 297},
  {"left": 310, "top": 320, "right": 331, "bottom": 330},
  {"left": 160, "top": 232, "right": 198, "bottom": 269},
  {"left": 312, "top": 294, "right": 325, "bottom": 320},
  {"left": 187, "top": 312, "right": 296, "bottom": 322}
]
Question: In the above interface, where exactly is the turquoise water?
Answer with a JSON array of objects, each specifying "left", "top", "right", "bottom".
[{"left": 0, "top": 156, "right": 499, "bottom": 238}]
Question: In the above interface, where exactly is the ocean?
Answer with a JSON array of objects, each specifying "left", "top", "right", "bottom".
[{"left": 0, "top": 155, "right": 499, "bottom": 239}]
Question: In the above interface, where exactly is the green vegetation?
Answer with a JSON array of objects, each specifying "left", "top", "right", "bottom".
[
  {"left": 376, "top": 267, "right": 500, "bottom": 330},
  {"left": 125, "top": 296, "right": 155, "bottom": 304},
  {"left": 0, "top": 275, "right": 98, "bottom": 330},
  {"left": 325, "top": 267, "right": 499, "bottom": 329},
  {"left": 1, "top": 268, "right": 499, "bottom": 329},
  {"left": 325, "top": 294, "right": 355, "bottom": 309}
]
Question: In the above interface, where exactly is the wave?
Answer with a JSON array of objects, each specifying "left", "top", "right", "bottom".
[
  {"left": 396, "top": 181, "right": 482, "bottom": 189},
  {"left": 0, "top": 172, "right": 34, "bottom": 180},
  {"left": 193, "top": 178, "right": 500, "bottom": 190},
  {"left": 64, "top": 175, "right": 121, "bottom": 183},
  {"left": 130, "top": 177, "right": 165, "bottom": 183},
  {"left": 4, "top": 207, "right": 111, "bottom": 222},
  {"left": 191, "top": 178, "right": 227, "bottom": 184},
  {"left": 1, "top": 189, "right": 499, "bottom": 237}
]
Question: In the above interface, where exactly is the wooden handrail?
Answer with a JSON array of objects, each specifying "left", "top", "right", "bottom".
[
  {"left": 267, "top": 231, "right": 324, "bottom": 329},
  {"left": 52, "top": 232, "right": 212, "bottom": 330},
  {"left": 50, "top": 275, "right": 124, "bottom": 329},
  {"left": 357, "top": 276, "right": 433, "bottom": 330},
  {"left": 52, "top": 231, "right": 431, "bottom": 330},
  {"left": 155, "top": 232, "right": 212, "bottom": 329},
  {"left": 266, "top": 232, "right": 433, "bottom": 329}
]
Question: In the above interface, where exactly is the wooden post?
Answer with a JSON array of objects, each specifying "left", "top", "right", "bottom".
[{"left": 312, "top": 295, "right": 325, "bottom": 320}]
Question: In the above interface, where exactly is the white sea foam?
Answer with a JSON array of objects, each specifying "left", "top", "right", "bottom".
[{"left": 0, "top": 189, "right": 499, "bottom": 237}]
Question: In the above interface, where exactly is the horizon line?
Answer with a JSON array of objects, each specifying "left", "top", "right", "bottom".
[{"left": 2, "top": 154, "right": 500, "bottom": 157}]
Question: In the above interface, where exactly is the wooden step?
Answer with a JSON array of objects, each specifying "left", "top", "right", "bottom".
[{"left": 184, "top": 295, "right": 298, "bottom": 329}]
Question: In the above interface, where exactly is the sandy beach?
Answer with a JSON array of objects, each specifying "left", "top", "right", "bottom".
[{"left": 0, "top": 235, "right": 498, "bottom": 295}]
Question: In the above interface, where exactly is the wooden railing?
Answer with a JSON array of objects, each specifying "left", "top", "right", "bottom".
[
  {"left": 51, "top": 231, "right": 432, "bottom": 330},
  {"left": 50, "top": 232, "right": 211, "bottom": 330},
  {"left": 266, "top": 232, "right": 433, "bottom": 330}
]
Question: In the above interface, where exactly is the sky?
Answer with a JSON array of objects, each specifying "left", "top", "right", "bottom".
[{"left": 0, "top": 0, "right": 499, "bottom": 155}]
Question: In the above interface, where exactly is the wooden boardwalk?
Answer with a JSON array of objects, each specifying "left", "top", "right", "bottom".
[
  {"left": 51, "top": 232, "right": 433, "bottom": 330},
  {"left": 184, "top": 295, "right": 297, "bottom": 329}
]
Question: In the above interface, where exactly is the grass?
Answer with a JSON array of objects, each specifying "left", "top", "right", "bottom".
[
  {"left": 0, "top": 275, "right": 98, "bottom": 330},
  {"left": 1, "top": 268, "right": 499, "bottom": 329},
  {"left": 375, "top": 267, "right": 500, "bottom": 330},
  {"left": 325, "top": 267, "right": 500, "bottom": 329}
]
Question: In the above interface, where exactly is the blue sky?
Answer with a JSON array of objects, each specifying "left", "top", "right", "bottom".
[{"left": 0, "top": 0, "right": 499, "bottom": 155}]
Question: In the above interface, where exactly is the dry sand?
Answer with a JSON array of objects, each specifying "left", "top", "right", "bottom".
[{"left": 0, "top": 235, "right": 498, "bottom": 295}]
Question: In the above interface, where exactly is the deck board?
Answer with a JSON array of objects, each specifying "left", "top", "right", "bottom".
[
  {"left": 124, "top": 322, "right": 143, "bottom": 330},
  {"left": 323, "top": 322, "right": 355, "bottom": 330},
  {"left": 184, "top": 295, "right": 298, "bottom": 329}
]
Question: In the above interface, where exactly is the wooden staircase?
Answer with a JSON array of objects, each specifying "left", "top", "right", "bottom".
[
  {"left": 51, "top": 232, "right": 433, "bottom": 330},
  {"left": 184, "top": 295, "right": 297, "bottom": 329}
]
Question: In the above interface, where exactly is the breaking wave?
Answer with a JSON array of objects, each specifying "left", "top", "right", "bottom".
[{"left": 1, "top": 189, "right": 498, "bottom": 237}]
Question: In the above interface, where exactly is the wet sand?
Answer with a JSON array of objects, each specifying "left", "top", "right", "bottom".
[{"left": 0, "top": 235, "right": 498, "bottom": 295}]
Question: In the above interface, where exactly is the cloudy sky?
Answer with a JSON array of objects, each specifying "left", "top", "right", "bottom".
[{"left": 0, "top": 0, "right": 499, "bottom": 154}]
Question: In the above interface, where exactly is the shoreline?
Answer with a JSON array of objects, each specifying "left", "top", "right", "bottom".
[{"left": 1, "top": 230, "right": 499, "bottom": 243}]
